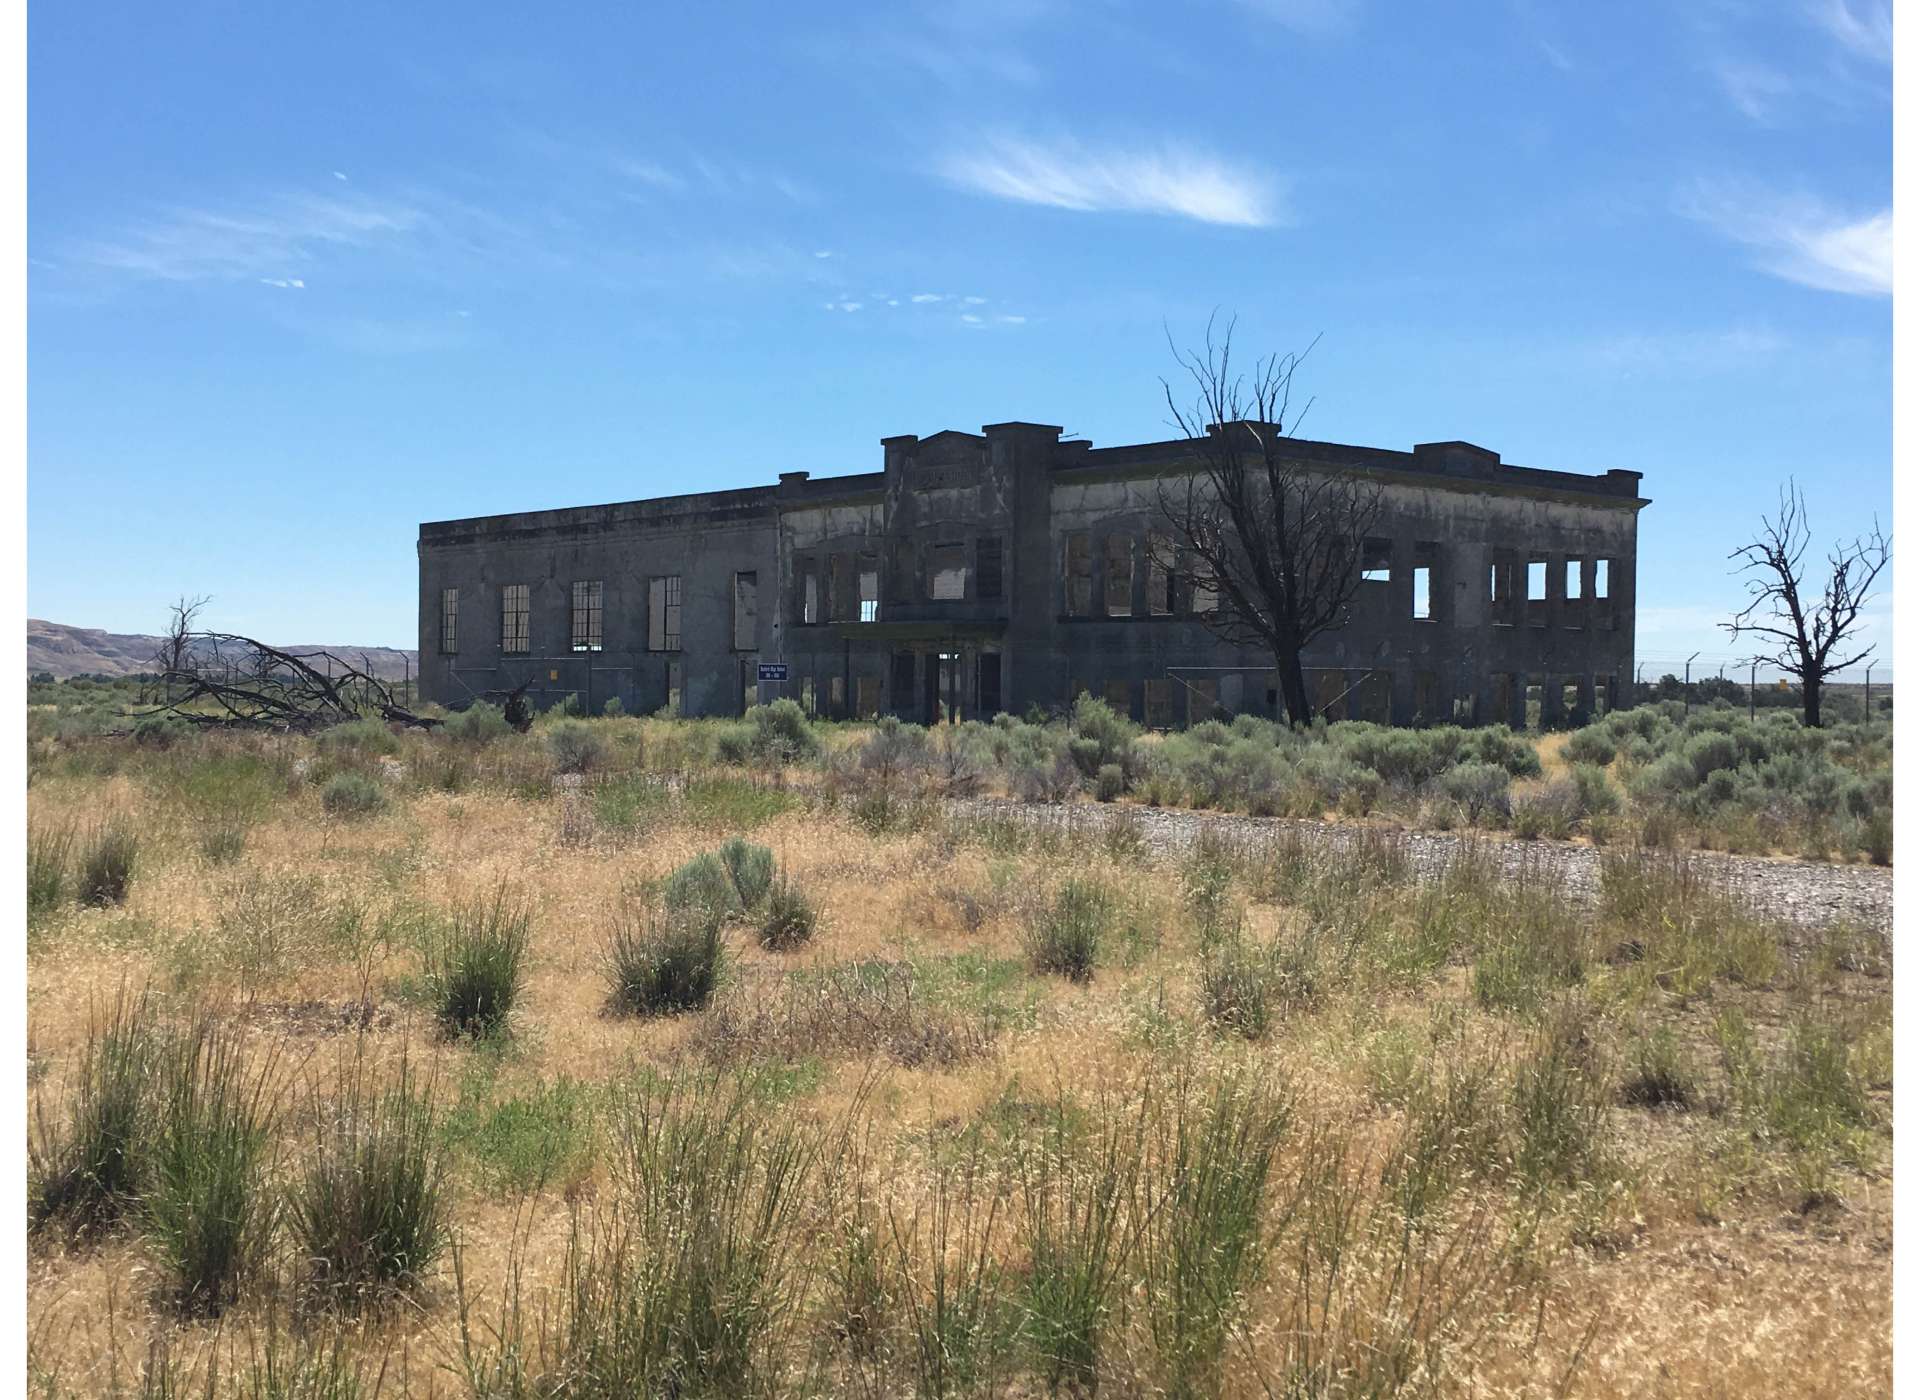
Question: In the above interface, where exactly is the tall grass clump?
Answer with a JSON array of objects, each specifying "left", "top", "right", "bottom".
[
  {"left": 1139, "top": 1069, "right": 1291, "bottom": 1399},
  {"left": 29, "top": 989, "right": 157, "bottom": 1236},
  {"left": 78, "top": 820, "right": 139, "bottom": 907},
  {"left": 424, "top": 890, "right": 532, "bottom": 1039},
  {"left": 1509, "top": 1004, "right": 1611, "bottom": 1193},
  {"left": 498, "top": 1068, "right": 819, "bottom": 1396},
  {"left": 717, "top": 836, "right": 775, "bottom": 910},
  {"left": 757, "top": 876, "right": 818, "bottom": 951},
  {"left": 1025, "top": 878, "right": 1111, "bottom": 982},
  {"left": 661, "top": 851, "right": 743, "bottom": 922},
  {"left": 546, "top": 718, "right": 608, "bottom": 775},
  {"left": 605, "top": 909, "right": 726, "bottom": 1015},
  {"left": 287, "top": 1052, "right": 448, "bottom": 1304},
  {"left": 146, "top": 1016, "right": 278, "bottom": 1315},
  {"left": 28, "top": 821, "right": 76, "bottom": 917},
  {"left": 890, "top": 1151, "right": 1012, "bottom": 1400},
  {"left": 1199, "top": 932, "right": 1285, "bottom": 1040}
]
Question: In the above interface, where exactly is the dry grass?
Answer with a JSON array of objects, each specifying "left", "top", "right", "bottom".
[{"left": 23, "top": 720, "right": 1892, "bottom": 1398}]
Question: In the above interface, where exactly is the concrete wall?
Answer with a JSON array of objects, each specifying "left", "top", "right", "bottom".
[{"left": 418, "top": 425, "right": 1645, "bottom": 725}]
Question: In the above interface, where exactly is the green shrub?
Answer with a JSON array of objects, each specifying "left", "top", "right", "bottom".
[
  {"left": 1684, "top": 732, "right": 1741, "bottom": 783},
  {"left": 78, "top": 820, "right": 139, "bottom": 906},
  {"left": 661, "top": 852, "right": 743, "bottom": 921},
  {"left": 315, "top": 718, "right": 400, "bottom": 758},
  {"left": 146, "top": 1016, "right": 277, "bottom": 1316},
  {"left": 320, "top": 772, "right": 387, "bottom": 818},
  {"left": 1862, "top": 809, "right": 1892, "bottom": 866},
  {"left": 547, "top": 719, "right": 608, "bottom": 775},
  {"left": 29, "top": 989, "right": 157, "bottom": 1235},
  {"left": 132, "top": 713, "right": 190, "bottom": 749},
  {"left": 745, "top": 698, "right": 820, "bottom": 762},
  {"left": 606, "top": 910, "right": 726, "bottom": 1015},
  {"left": 601, "top": 696, "right": 625, "bottom": 719},
  {"left": 1026, "top": 879, "right": 1109, "bottom": 981},
  {"left": 1094, "top": 763, "right": 1127, "bottom": 802},
  {"left": 287, "top": 1054, "right": 447, "bottom": 1303},
  {"left": 758, "top": 878, "right": 818, "bottom": 952},
  {"left": 424, "top": 891, "right": 532, "bottom": 1038},
  {"left": 717, "top": 837, "right": 775, "bottom": 910},
  {"left": 1562, "top": 727, "right": 1617, "bottom": 767},
  {"left": 443, "top": 703, "right": 511, "bottom": 745},
  {"left": 1437, "top": 763, "right": 1511, "bottom": 826},
  {"left": 1567, "top": 762, "right": 1620, "bottom": 818},
  {"left": 1069, "top": 697, "right": 1139, "bottom": 776}
]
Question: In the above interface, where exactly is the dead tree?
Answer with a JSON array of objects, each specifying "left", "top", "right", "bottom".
[
  {"left": 135, "top": 631, "right": 439, "bottom": 732},
  {"left": 1150, "top": 315, "right": 1383, "bottom": 725},
  {"left": 1723, "top": 481, "right": 1889, "bottom": 727}
]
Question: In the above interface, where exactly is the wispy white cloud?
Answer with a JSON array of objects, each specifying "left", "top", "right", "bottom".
[
  {"left": 1584, "top": 324, "right": 1788, "bottom": 375},
  {"left": 331, "top": 170, "right": 349, "bottom": 182},
  {"left": 938, "top": 135, "right": 1283, "bottom": 227},
  {"left": 258, "top": 277, "right": 306, "bottom": 290},
  {"left": 73, "top": 191, "right": 426, "bottom": 283},
  {"left": 805, "top": 0, "right": 1058, "bottom": 91},
  {"left": 1809, "top": 0, "right": 1892, "bottom": 63},
  {"left": 1680, "top": 182, "right": 1892, "bottom": 296},
  {"left": 1711, "top": 57, "right": 1795, "bottom": 123},
  {"left": 910, "top": 292, "right": 942, "bottom": 303}
]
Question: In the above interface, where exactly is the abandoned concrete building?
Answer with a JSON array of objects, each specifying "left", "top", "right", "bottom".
[{"left": 417, "top": 423, "right": 1645, "bottom": 727}]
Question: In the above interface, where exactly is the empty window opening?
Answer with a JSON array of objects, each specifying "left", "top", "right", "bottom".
[
  {"left": 1525, "top": 558, "right": 1548, "bottom": 628},
  {"left": 928, "top": 543, "right": 967, "bottom": 601},
  {"left": 856, "top": 675, "right": 881, "bottom": 718},
  {"left": 1565, "top": 560, "right": 1583, "bottom": 600},
  {"left": 733, "top": 571, "right": 758, "bottom": 651},
  {"left": 1065, "top": 533, "right": 1093, "bottom": 616},
  {"left": 1594, "top": 558, "right": 1611, "bottom": 598},
  {"left": 829, "top": 675, "right": 845, "bottom": 717},
  {"left": 1190, "top": 553, "right": 1220, "bottom": 615},
  {"left": 665, "top": 659, "right": 682, "bottom": 717},
  {"left": 977, "top": 536, "right": 1003, "bottom": 601},
  {"left": 501, "top": 584, "right": 530, "bottom": 654},
  {"left": 1561, "top": 680, "right": 1581, "bottom": 720},
  {"left": 1412, "top": 566, "right": 1432, "bottom": 620},
  {"left": 1144, "top": 678, "right": 1173, "bottom": 729},
  {"left": 1103, "top": 534, "right": 1134, "bottom": 617},
  {"left": 1488, "top": 554, "right": 1516, "bottom": 623},
  {"left": 439, "top": 588, "right": 459, "bottom": 654},
  {"left": 800, "top": 676, "right": 816, "bottom": 716},
  {"left": 1414, "top": 671, "right": 1441, "bottom": 725},
  {"left": 978, "top": 653, "right": 1002, "bottom": 716},
  {"left": 891, "top": 652, "right": 916, "bottom": 713},
  {"left": 936, "top": 651, "right": 963, "bottom": 724},
  {"left": 801, "top": 564, "right": 819, "bottom": 625},
  {"left": 571, "top": 580, "right": 604, "bottom": 652},
  {"left": 1360, "top": 538, "right": 1392, "bottom": 584},
  {"left": 858, "top": 566, "right": 879, "bottom": 622},
  {"left": 1146, "top": 532, "right": 1172, "bottom": 616},
  {"left": 1104, "top": 679, "right": 1131, "bottom": 716},
  {"left": 648, "top": 575, "right": 681, "bottom": 652}
]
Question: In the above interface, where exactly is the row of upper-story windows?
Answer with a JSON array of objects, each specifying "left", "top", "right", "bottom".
[
  {"left": 1482, "top": 550, "right": 1615, "bottom": 628},
  {"left": 790, "top": 535, "right": 1006, "bottom": 625},
  {"left": 436, "top": 572, "right": 757, "bottom": 656}
]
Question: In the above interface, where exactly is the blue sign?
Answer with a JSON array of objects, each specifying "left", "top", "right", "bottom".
[{"left": 756, "top": 663, "right": 789, "bottom": 682}]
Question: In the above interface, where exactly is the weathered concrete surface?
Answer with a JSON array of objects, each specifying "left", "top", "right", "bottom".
[
  {"left": 946, "top": 797, "right": 1894, "bottom": 935},
  {"left": 419, "top": 423, "right": 1646, "bottom": 723}
]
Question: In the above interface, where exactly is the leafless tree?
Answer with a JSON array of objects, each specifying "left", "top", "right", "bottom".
[
  {"left": 1149, "top": 315, "right": 1383, "bottom": 725},
  {"left": 136, "top": 629, "right": 439, "bottom": 731},
  {"left": 1723, "top": 481, "right": 1889, "bottom": 727}
]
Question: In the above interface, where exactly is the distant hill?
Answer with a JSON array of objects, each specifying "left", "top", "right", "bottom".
[{"left": 28, "top": 619, "right": 418, "bottom": 682}]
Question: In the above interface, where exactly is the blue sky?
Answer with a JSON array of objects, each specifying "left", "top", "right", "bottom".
[{"left": 28, "top": 1, "right": 1892, "bottom": 673}]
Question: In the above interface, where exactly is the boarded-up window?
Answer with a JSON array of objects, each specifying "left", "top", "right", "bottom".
[
  {"left": 1188, "top": 677, "right": 1218, "bottom": 724},
  {"left": 1104, "top": 534, "right": 1134, "bottom": 616},
  {"left": 1360, "top": 538, "right": 1392, "bottom": 584},
  {"left": 859, "top": 562, "right": 880, "bottom": 622},
  {"left": 733, "top": 572, "right": 758, "bottom": 651},
  {"left": 439, "top": 588, "right": 458, "bottom": 654},
  {"left": 928, "top": 544, "right": 967, "bottom": 600},
  {"left": 501, "top": 584, "right": 530, "bottom": 654},
  {"left": 1144, "top": 678, "right": 1172, "bottom": 728},
  {"left": 977, "top": 536, "right": 1003, "bottom": 601},
  {"left": 571, "top": 581, "right": 603, "bottom": 652},
  {"left": 1065, "top": 532, "right": 1092, "bottom": 616},
  {"left": 648, "top": 576, "right": 681, "bottom": 651},
  {"left": 1146, "top": 532, "right": 1171, "bottom": 615},
  {"left": 1104, "top": 679, "right": 1131, "bottom": 716}
]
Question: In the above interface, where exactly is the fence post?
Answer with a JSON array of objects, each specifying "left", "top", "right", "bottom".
[{"left": 1748, "top": 659, "right": 1756, "bottom": 721}]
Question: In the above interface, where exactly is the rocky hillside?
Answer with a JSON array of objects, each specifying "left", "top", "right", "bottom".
[{"left": 27, "top": 619, "right": 418, "bottom": 682}]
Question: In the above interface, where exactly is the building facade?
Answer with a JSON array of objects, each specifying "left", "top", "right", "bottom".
[{"left": 417, "top": 423, "right": 1646, "bottom": 728}]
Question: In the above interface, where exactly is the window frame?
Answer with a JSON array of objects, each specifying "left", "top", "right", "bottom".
[
  {"left": 733, "top": 570, "right": 758, "bottom": 652},
  {"left": 648, "top": 574, "right": 682, "bottom": 653},
  {"left": 439, "top": 587, "right": 459, "bottom": 655},
  {"left": 570, "top": 580, "right": 604, "bottom": 653},
  {"left": 501, "top": 583, "right": 530, "bottom": 654}
]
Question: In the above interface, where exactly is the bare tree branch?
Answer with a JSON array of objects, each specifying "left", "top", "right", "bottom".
[{"left": 132, "top": 630, "right": 442, "bottom": 732}]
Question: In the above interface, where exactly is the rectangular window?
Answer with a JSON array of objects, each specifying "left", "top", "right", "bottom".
[
  {"left": 733, "top": 571, "right": 758, "bottom": 651},
  {"left": 648, "top": 575, "right": 681, "bottom": 652},
  {"left": 1565, "top": 559, "right": 1583, "bottom": 600},
  {"left": 1412, "top": 566, "right": 1432, "bottom": 620},
  {"left": 1526, "top": 557, "right": 1548, "bottom": 628},
  {"left": 1191, "top": 572, "right": 1219, "bottom": 614},
  {"left": 1103, "top": 534, "right": 1133, "bottom": 617},
  {"left": 976, "top": 536, "right": 1003, "bottom": 601},
  {"left": 501, "top": 584, "right": 529, "bottom": 654},
  {"left": 1594, "top": 558, "right": 1611, "bottom": 598},
  {"left": 1488, "top": 553, "right": 1516, "bottom": 625},
  {"left": 1146, "top": 532, "right": 1172, "bottom": 615},
  {"left": 928, "top": 543, "right": 967, "bottom": 600},
  {"left": 1104, "top": 678, "right": 1131, "bottom": 715},
  {"left": 859, "top": 563, "right": 880, "bottom": 622},
  {"left": 439, "top": 588, "right": 458, "bottom": 655},
  {"left": 665, "top": 659, "right": 682, "bottom": 716},
  {"left": 1360, "top": 538, "right": 1392, "bottom": 584},
  {"left": 1144, "top": 678, "right": 1173, "bottom": 728},
  {"left": 1065, "top": 532, "right": 1092, "bottom": 616},
  {"left": 830, "top": 554, "right": 852, "bottom": 621},
  {"left": 829, "top": 675, "right": 845, "bottom": 716},
  {"left": 979, "top": 653, "right": 1002, "bottom": 716},
  {"left": 856, "top": 675, "right": 881, "bottom": 718},
  {"left": 801, "top": 565, "right": 819, "bottom": 625},
  {"left": 570, "top": 580, "right": 603, "bottom": 652}
]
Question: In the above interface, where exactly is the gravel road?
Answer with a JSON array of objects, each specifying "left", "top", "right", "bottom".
[{"left": 948, "top": 798, "right": 1894, "bottom": 934}]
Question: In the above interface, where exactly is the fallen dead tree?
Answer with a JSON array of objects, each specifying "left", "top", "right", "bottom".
[{"left": 135, "top": 630, "right": 439, "bottom": 732}]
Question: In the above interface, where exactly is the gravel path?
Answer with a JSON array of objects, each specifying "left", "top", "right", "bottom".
[{"left": 948, "top": 798, "right": 1893, "bottom": 934}]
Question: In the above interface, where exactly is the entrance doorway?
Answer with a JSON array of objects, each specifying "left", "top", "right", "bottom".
[{"left": 924, "top": 651, "right": 965, "bottom": 724}]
